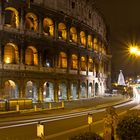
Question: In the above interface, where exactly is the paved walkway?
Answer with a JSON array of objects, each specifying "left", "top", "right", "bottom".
[{"left": 0, "top": 95, "right": 130, "bottom": 119}]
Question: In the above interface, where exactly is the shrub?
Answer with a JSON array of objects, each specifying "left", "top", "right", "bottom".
[
  {"left": 69, "top": 132, "right": 103, "bottom": 140},
  {"left": 116, "top": 115, "right": 140, "bottom": 140}
]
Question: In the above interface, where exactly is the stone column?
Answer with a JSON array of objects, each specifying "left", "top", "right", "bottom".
[
  {"left": 0, "top": 2, "right": 2, "bottom": 25},
  {"left": 86, "top": 56, "right": 89, "bottom": 76},
  {"left": 19, "top": 79, "right": 25, "bottom": 98},
  {"left": 54, "top": 21, "right": 58, "bottom": 40},
  {"left": 77, "top": 80, "right": 80, "bottom": 99},
  {"left": 20, "top": 44, "right": 24, "bottom": 64},
  {"left": 0, "top": 41, "right": 2, "bottom": 64},
  {"left": 20, "top": 8, "right": 24, "bottom": 31},
  {"left": 78, "top": 54, "right": 80, "bottom": 75},
  {"left": 54, "top": 81, "right": 59, "bottom": 102},
  {"left": 67, "top": 50, "right": 70, "bottom": 73},
  {"left": 38, "top": 84, "right": 43, "bottom": 102},
  {"left": 67, "top": 81, "right": 71, "bottom": 100},
  {"left": 38, "top": 17, "right": 42, "bottom": 35},
  {"left": 39, "top": 50, "right": 42, "bottom": 67},
  {"left": 86, "top": 80, "right": 88, "bottom": 98}
]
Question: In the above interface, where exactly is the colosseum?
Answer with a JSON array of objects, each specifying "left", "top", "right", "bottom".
[{"left": 0, "top": 0, "right": 111, "bottom": 106}]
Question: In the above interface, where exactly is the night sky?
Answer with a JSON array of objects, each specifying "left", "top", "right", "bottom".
[{"left": 95, "top": 0, "right": 140, "bottom": 81}]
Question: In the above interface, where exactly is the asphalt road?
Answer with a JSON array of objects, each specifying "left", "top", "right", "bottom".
[{"left": 0, "top": 99, "right": 138, "bottom": 140}]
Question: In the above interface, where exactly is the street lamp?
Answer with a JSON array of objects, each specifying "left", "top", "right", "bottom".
[{"left": 129, "top": 46, "right": 138, "bottom": 54}]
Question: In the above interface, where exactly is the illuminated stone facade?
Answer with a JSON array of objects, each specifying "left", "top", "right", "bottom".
[{"left": 0, "top": 0, "right": 111, "bottom": 102}]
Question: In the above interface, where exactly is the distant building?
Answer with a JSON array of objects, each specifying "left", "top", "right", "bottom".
[{"left": 0, "top": 0, "right": 111, "bottom": 102}]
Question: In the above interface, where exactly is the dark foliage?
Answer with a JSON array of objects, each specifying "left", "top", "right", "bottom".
[
  {"left": 69, "top": 132, "right": 103, "bottom": 140},
  {"left": 116, "top": 115, "right": 140, "bottom": 140}
]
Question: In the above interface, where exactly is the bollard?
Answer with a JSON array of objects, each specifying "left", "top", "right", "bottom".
[
  {"left": 88, "top": 113, "right": 93, "bottom": 132},
  {"left": 37, "top": 122, "right": 44, "bottom": 138},
  {"left": 62, "top": 101, "right": 64, "bottom": 108},
  {"left": 49, "top": 102, "right": 52, "bottom": 109},
  {"left": 34, "top": 105, "right": 37, "bottom": 111},
  {"left": 16, "top": 104, "right": 19, "bottom": 112}
]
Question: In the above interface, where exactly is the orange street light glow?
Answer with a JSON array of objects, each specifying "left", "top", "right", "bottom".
[{"left": 130, "top": 46, "right": 138, "bottom": 54}]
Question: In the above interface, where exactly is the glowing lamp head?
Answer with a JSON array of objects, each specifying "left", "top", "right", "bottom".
[{"left": 130, "top": 46, "right": 138, "bottom": 54}]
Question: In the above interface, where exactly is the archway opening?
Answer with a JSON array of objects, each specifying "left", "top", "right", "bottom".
[
  {"left": 95, "top": 82, "right": 99, "bottom": 96},
  {"left": 59, "top": 52, "right": 67, "bottom": 68},
  {"left": 43, "top": 82, "right": 54, "bottom": 102},
  {"left": 70, "top": 27, "right": 77, "bottom": 43},
  {"left": 80, "top": 82, "right": 86, "bottom": 98},
  {"left": 3, "top": 80, "right": 18, "bottom": 99},
  {"left": 26, "top": 81, "right": 37, "bottom": 102},
  {"left": 25, "top": 12, "right": 38, "bottom": 31},
  {"left": 4, "top": 43, "right": 19, "bottom": 64},
  {"left": 43, "top": 17, "right": 54, "bottom": 36},
  {"left": 25, "top": 46, "right": 38, "bottom": 65},
  {"left": 88, "top": 83, "right": 93, "bottom": 98},
  {"left": 58, "top": 23, "right": 67, "bottom": 40},
  {"left": 58, "top": 82, "right": 67, "bottom": 100},
  {"left": 4, "top": 7, "right": 19, "bottom": 28},
  {"left": 71, "top": 83, "right": 78, "bottom": 100}
]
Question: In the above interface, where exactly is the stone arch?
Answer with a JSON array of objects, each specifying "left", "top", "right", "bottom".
[
  {"left": 80, "top": 82, "right": 86, "bottom": 98},
  {"left": 43, "top": 81, "right": 54, "bottom": 102},
  {"left": 25, "top": 46, "right": 38, "bottom": 65},
  {"left": 70, "top": 27, "right": 77, "bottom": 43},
  {"left": 4, "top": 7, "right": 19, "bottom": 28},
  {"left": 58, "top": 82, "right": 67, "bottom": 100},
  {"left": 43, "top": 17, "right": 54, "bottom": 36},
  {"left": 25, "top": 81, "right": 38, "bottom": 102},
  {"left": 81, "top": 56, "right": 86, "bottom": 71},
  {"left": 95, "top": 82, "right": 99, "bottom": 96},
  {"left": 4, "top": 43, "right": 19, "bottom": 64},
  {"left": 71, "top": 82, "right": 78, "bottom": 100},
  {"left": 58, "top": 22, "right": 67, "bottom": 40},
  {"left": 93, "top": 38, "right": 98, "bottom": 51},
  {"left": 3, "top": 80, "right": 18, "bottom": 99},
  {"left": 88, "top": 35, "right": 93, "bottom": 49},
  {"left": 59, "top": 52, "right": 67, "bottom": 68},
  {"left": 88, "top": 82, "right": 93, "bottom": 98},
  {"left": 25, "top": 12, "right": 38, "bottom": 31},
  {"left": 80, "top": 31, "right": 86, "bottom": 46},
  {"left": 88, "top": 57, "right": 93, "bottom": 72},
  {"left": 71, "top": 54, "right": 78, "bottom": 70}
]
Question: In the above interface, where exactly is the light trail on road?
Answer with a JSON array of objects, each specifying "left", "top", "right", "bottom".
[{"left": 0, "top": 99, "right": 134, "bottom": 130}]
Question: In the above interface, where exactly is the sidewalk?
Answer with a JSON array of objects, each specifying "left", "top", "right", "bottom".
[{"left": 0, "top": 95, "right": 130, "bottom": 119}]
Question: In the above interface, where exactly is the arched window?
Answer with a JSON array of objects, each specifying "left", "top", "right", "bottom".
[
  {"left": 71, "top": 54, "right": 78, "bottom": 70},
  {"left": 4, "top": 7, "right": 19, "bottom": 28},
  {"left": 93, "top": 38, "right": 98, "bottom": 51},
  {"left": 88, "top": 35, "right": 93, "bottom": 49},
  {"left": 43, "top": 18, "right": 54, "bottom": 37},
  {"left": 70, "top": 27, "right": 77, "bottom": 43},
  {"left": 88, "top": 58, "right": 93, "bottom": 72},
  {"left": 25, "top": 46, "right": 38, "bottom": 65},
  {"left": 4, "top": 43, "right": 19, "bottom": 64},
  {"left": 58, "top": 23, "right": 67, "bottom": 40},
  {"left": 25, "top": 12, "right": 38, "bottom": 31},
  {"left": 59, "top": 52, "right": 67, "bottom": 68},
  {"left": 81, "top": 56, "right": 86, "bottom": 71},
  {"left": 80, "top": 31, "right": 86, "bottom": 46}
]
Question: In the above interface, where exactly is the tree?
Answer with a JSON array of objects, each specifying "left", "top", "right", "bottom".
[
  {"left": 116, "top": 113, "right": 140, "bottom": 140},
  {"left": 69, "top": 132, "right": 103, "bottom": 140}
]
